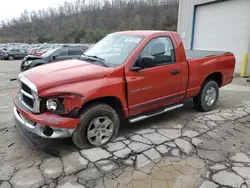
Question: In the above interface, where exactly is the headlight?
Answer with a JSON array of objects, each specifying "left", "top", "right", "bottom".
[
  {"left": 24, "top": 60, "right": 32, "bottom": 66},
  {"left": 46, "top": 99, "right": 59, "bottom": 111},
  {"left": 44, "top": 94, "right": 84, "bottom": 115}
]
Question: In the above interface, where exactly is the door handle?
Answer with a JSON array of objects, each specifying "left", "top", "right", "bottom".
[{"left": 171, "top": 69, "right": 181, "bottom": 75}]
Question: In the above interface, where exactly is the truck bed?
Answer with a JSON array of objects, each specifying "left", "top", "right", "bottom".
[{"left": 186, "top": 49, "right": 231, "bottom": 60}]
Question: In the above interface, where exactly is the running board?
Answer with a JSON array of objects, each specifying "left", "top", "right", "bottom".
[{"left": 128, "top": 103, "right": 184, "bottom": 123}]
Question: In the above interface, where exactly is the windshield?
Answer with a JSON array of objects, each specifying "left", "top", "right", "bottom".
[
  {"left": 41, "top": 48, "right": 59, "bottom": 57},
  {"left": 84, "top": 33, "right": 144, "bottom": 66}
]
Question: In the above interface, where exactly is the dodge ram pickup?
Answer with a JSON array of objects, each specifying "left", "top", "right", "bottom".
[{"left": 13, "top": 30, "right": 235, "bottom": 149}]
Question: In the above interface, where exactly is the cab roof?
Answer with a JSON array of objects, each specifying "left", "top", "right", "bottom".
[{"left": 112, "top": 30, "right": 172, "bottom": 37}]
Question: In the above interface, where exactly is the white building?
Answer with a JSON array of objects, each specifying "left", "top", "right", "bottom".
[{"left": 177, "top": 0, "right": 250, "bottom": 75}]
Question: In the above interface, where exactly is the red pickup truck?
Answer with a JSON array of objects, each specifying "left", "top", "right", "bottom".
[{"left": 14, "top": 30, "right": 235, "bottom": 149}]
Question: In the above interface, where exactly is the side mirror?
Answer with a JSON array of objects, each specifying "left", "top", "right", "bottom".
[
  {"left": 51, "top": 55, "right": 56, "bottom": 59},
  {"left": 139, "top": 55, "right": 155, "bottom": 68}
]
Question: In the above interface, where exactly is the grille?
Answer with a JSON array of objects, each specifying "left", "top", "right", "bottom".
[
  {"left": 18, "top": 74, "right": 40, "bottom": 113},
  {"left": 20, "top": 82, "right": 35, "bottom": 111},
  {"left": 23, "top": 94, "right": 34, "bottom": 108},
  {"left": 21, "top": 83, "right": 31, "bottom": 94}
]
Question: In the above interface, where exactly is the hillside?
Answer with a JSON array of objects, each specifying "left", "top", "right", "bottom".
[{"left": 0, "top": 0, "right": 179, "bottom": 43}]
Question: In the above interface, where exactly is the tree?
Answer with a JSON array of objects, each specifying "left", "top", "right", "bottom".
[{"left": 0, "top": 0, "right": 179, "bottom": 43}]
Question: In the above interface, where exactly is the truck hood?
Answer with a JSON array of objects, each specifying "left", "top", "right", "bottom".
[{"left": 22, "top": 59, "right": 114, "bottom": 92}]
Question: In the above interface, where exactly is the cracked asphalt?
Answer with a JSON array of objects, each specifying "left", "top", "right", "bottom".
[{"left": 1, "top": 60, "right": 250, "bottom": 188}]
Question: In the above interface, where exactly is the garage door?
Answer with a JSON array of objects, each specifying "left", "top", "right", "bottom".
[{"left": 193, "top": 0, "right": 250, "bottom": 73}]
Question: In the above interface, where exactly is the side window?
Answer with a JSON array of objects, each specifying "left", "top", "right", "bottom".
[
  {"left": 11, "top": 49, "right": 19, "bottom": 52},
  {"left": 68, "top": 49, "right": 83, "bottom": 55},
  {"left": 53, "top": 49, "right": 68, "bottom": 57},
  {"left": 140, "top": 37, "right": 176, "bottom": 66}
]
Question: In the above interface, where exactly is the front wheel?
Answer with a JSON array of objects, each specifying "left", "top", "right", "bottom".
[
  {"left": 193, "top": 80, "right": 219, "bottom": 112},
  {"left": 72, "top": 103, "right": 120, "bottom": 149}
]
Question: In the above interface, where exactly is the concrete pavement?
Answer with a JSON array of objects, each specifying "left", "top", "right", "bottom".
[{"left": 1, "top": 60, "right": 250, "bottom": 188}]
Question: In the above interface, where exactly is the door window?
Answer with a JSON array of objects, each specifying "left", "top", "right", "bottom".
[
  {"left": 140, "top": 37, "right": 176, "bottom": 66},
  {"left": 11, "top": 49, "right": 20, "bottom": 52},
  {"left": 53, "top": 49, "right": 68, "bottom": 57},
  {"left": 68, "top": 49, "right": 83, "bottom": 55}
]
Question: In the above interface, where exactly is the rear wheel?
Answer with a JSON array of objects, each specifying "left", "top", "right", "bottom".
[
  {"left": 8, "top": 55, "right": 14, "bottom": 60},
  {"left": 72, "top": 103, "right": 120, "bottom": 149},
  {"left": 193, "top": 80, "right": 219, "bottom": 112}
]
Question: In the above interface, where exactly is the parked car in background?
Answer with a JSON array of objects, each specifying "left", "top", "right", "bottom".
[
  {"left": 0, "top": 50, "right": 5, "bottom": 59},
  {"left": 20, "top": 45, "right": 89, "bottom": 71},
  {"left": 34, "top": 48, "right": 49, "bottom": 56},
  {"left": 14, "top": 30, "right": 235, "bottom": 149},
  {"left": 2, "top": 49, "right": 27, "bottom": 60}
]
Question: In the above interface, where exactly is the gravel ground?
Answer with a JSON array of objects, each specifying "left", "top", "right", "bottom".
[{"left": 1, "top": 60, "right": 250, "bottom": 188}]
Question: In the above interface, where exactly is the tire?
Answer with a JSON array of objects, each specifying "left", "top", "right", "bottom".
[
  {"left": 72, "top": 103, "right": 120, "bottom": 149},
  {"left": 8, "top": 55, "right": 14, "bottom": 60},
  {"left": 193, "top": 80, "right": 219, "bottom": 112}
]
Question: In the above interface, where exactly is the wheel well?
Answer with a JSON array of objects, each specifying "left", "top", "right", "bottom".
[
  {"left": 204, "top": 72, "right": 222, "bottom": 87},
  {"left": 79, "top": 96, "right": 124, "bottom": 118}
]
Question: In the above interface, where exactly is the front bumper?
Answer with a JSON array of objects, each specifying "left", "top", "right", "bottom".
[
  {"left": 13, "top": 95, "right": 79, "bottom": 139},
  {"left": 14, "top": 107, "right": 74, "bottom": 139}
]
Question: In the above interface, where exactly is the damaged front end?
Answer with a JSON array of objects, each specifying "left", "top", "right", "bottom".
[{"left": 13, "top": 74, "right": 83, "bottom": 155}]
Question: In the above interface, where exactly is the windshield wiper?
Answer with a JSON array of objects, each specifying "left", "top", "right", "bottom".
[{"left": 82, "top": 54, "right": 108, "bottom": 67}]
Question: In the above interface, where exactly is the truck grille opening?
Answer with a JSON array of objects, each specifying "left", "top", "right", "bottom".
[
  {"left": 23, "top": 95, "right": 34, "bottom": 108},
  {"left": 22, "top": 83, "right": 32, "bottom": 94},
  {"left": 18, "top": 75, "right": 40, "bottom": 113},
  {"left": 20, "top": 82, "right": 39, "bottom": 112}
]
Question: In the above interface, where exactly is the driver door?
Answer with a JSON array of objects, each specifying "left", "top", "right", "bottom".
[{"left": 126, "top": 36, "right": 184, "bottom": 116}]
